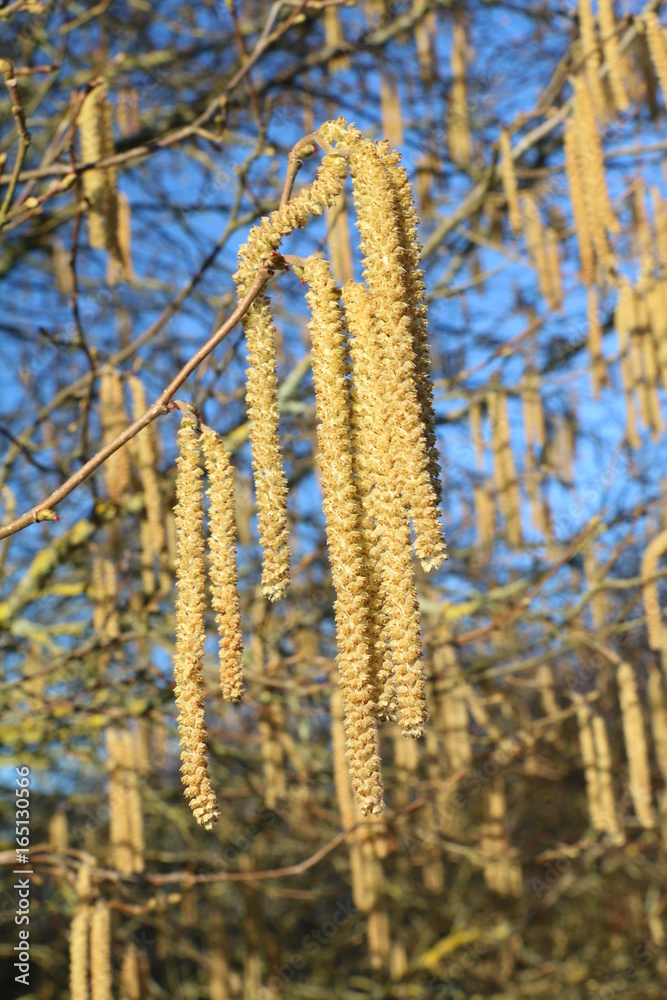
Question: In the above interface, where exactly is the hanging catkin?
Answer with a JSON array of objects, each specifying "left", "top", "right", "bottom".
[
  {"left": 572, "top": 76, "right": 617, "bottom": 276},
  {"left": 235, "top": 129, "right": 350, "bottom": 600},
  {"left": 173, "top": 415, "right": 220, "bottom": 829},
  {"left": 499, "top": 129, "right": 521, "bottom": 236},
  {"left": 642, "top": 529, "right": 667, "bottom": 651},
  {"left": 578, "top": 0, "right": 607, "bottom": 118},
  {"left": 302, "top": 259, "right": 383, "bottom": 814},
  {"left": 379, "top": 141, "right": 443, "bottom": 508},
  {"left": 78, "top": 83, "right": 119, "bottom": 255},
  {"left": 586, "top": 287, "right": 608, "bottom": 399},
  {"left": 348, "top": 137, "right": 446, "bottom": 571},
  {"left": 90, "top": 900, "right": 112, "bottom": 1000},
  {"left": 99, "top": 369, "right": 130, "bottom": 504},
  {"left": 615, "top": 281, "right": 642, "bottom": 449},
  {"left": 487, "top": 384, "right": 521, "bottom": 546},
  {"left": 591, "top": 712, "right": 624, "bottom": 843},
  {"left": 448, "top": 14, "right": 472, "bottom": 168},
  {"left": 617, "top": 661, "right": 655, "bottom": 828},
  {"left": 645, "top": 13, "right": 667, "bottom": 102},
  {"left": 564, "top": 121, "right": 595, "bottom": 286},
  {"left": 258, "top": 702, "right": 287, "bottom": 809},
  {"left": 70, "top": 864, "right": 91, "bottom": 1000},
  {"left": 481, "top": 776, "right": 522, "bottom": 897},
  {"left": 598, "top": 0, "right": 629, "bottom": 112},
  {"left": 344, "top": 279, "right": 427, "bottom": 739},
  {"left": 575, "top": 697, "right": 604, "bottom": 832},
  {"left": 201, "top": 426, "right": 244, "bottom": 702}
]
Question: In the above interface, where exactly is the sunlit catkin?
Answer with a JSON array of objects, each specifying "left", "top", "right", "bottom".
[
  {"left": 575, "top": 697, "right": 604, "bottom": 832},
  {"left": 70, "top": 864, "right": 91, "bottom": 1000},
  {"left": 99, "top": 369, "right": 130, "bottom": 504},
  {"left": 572, "top": 76, "right": 617, "bottom": 276},
  {"left": 591, "top": 712, "right": 624, "bottom": 843},
  {"left": 487, "top": 384, "right": 521, "bottom": 546},
  {"left": 615, "top": 281, "right": 641, "bottom": 449},
  {"left": 448, "top": 14, "right": 472, "bottom": 168},
  {"left": 90, "top": 900, "right": 112, "bottom": 1000},
  {"left": 348, "top": 139, "right": 446, "bottom": 570},
  {"left": 645, "top": 13, "right": 667, "bottom": 103},
  {"left": 500, "top": 129, "right": 522, "bottom": 235},
  {"left": 344, "top": 280, "right": 427, "bottom": 738},
  {"left": 598, "top": 0, "right": 629, "bottom": 112},
  {"left": 617, "top": 661, "right": 655, "bottom": 829},
  {"left": 173, "top": 416, "right": 220, "bottom": 829},
  {"left": 235, "top": 132, "right": 351, "bottom": 599},
  {"left": 587, "top": 287, "right": 608, "bottom": 399},
  {"left": 379, "top": 142, "right": 443, "bottom": 507},
  {"left": 578, "top": 0, "right": 607, "bottom": 118},
  {"left": 564, "top": 122, "right": 595, "bottom": 286},
  {"left": 481, "top": 776, "right": 522, "bottom": 897},
  {"left": 128, "top": 375, "right": 164, "bottom": 558},
  {"left": 201, "top": 426, "right": 244, "bottom": 702},
  {"left": 642, "top": 529, "right": 667, "bottom": 650},
  {"left": 79, "top": 83, "right": 119, "bottom": 255},
  {"left": 302, "top": 259, "right": 383, "bottom": 814}
]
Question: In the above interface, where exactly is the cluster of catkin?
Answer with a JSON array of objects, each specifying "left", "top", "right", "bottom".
[
  {"left": 172, "top": 412, "right": 243, "bottom": 827},
  {"left": 233, "top": 118, "right": 446, "bottom": 815},
  {"left": 69, "top": 864, "right": 113, "bottom": 1000}
]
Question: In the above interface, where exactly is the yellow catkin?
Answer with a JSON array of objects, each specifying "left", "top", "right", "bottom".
[
  {"left": 499, "top": 129, "right": 522, "bottom": 236},
  {"left": 70, "top": 864, "right": 91, "bottom": 1000},
  {"left": 92, "top": 555, "right": 120, "bottom": 640},
  {"left": 617, "top": 661, "right": 655, "bottom": 828},
  {"left": 651, "top": 187, "right": 667, "bottom": 272},
  {"left": 128, "top": 375, "right": 164, "bottom": 561},
  {"left": 637, "top": 292, "right": 666, "bottom": 439},
  {"left": 79, "top": 83, "right": 119, "bottom": 254},
  {"left": 469, "top": 398, "right": 495, "bottom": 545},
  {"left": 415, "top": 9, "right": 437, "bottom": 84},
  {"left": 544, "top": 227, "right": 564, "bottom": 311},
  {"left": 522, "top": 194, "right": 557, "bottom": 310},
  {"left": 587, "top": 287, "right": 608, "bottom": 398},
  {"left": 642, "top": 530, "right": 667, "bottom": 650},
  {"left": 348, "top": 139, "right": 446, "bottom": 570},
  {"left": 90, "top": 900, "right": 112, "bottom": 1000},
  {"left": 487, "top": 385, "right": 521, "bottom": 546},
  {"left": 380, "top": 142, "right": 444, "bottom": 508},
  {"left": 116, "top": 191, "right": 135, "bottom": 282},
  {"left": 648, "top": 664, "right": 667, "bottom": 783},
  {"left": 564, "top": 121, "right": 595, "bottom": 286},
  {"left": 645, "top": 13, "right": 667, "bottom": 104},
  {"left": 49, "top": 810, "right": 68, "bottom": 852},
  {"left": 591, "top": 712, "right": 624, "bottom": 842},
  {"left": 259, "top": 703, "right": 287, "bottom": 809},
  {"left": 173, "top": 417, "right": 220, "bottom": 829},
  {"left": 344, "top": 280, "right": 427, "bottom": 739},
  {"left": 598, "top": 0, "right": 629, "bottom": 112},
  {"left": 53, "top": 238, "right": 73, "bottom": 299},
  {"left": 448, "top": 14, "right": 472, "bottom": 168},
  {"left": 572, "top": 76, "right": 618, "bottom": 275},
  {"left": 120, "top": 942, "right": 143, "bottom": 1000},
  {"left": 324, "top": 3, "right": 349, "bottom": 71},
  {"left": 235, "top": 126, "right": 351, "bottom": 599},
  {"left": 481, "top": 777, "right": 522, "bottom": 897},
  {"left": 325, "top": 192, "right": 354, "bottom": 285},
  {"left": 302, "top": 259, "right": 383, "bottom": 814},
  {"left": 367, "top": 909, "right": 391, "bottom": 970},
  {"left": 615, "top": 281, "right": 641, "bottom": 449},
  {"left": 99, "top": 369, "right": 130, "bottom": 503},
  {"left": 201, "top": 426, "right": 244, "bottom": 702},
  {"left": 575, "top": 698, "right": 604, "bottom": 831},
  {"left": 578, "top": 0, "right": 607, "bottom": 117},
  {"left": 122, "top": 729, "right": 145, "bottom": 873},
  {"left": 380, "top": 71, "right": 404, "bottom": 149},
  {"left": 106, "top": 728, "right": 133, "bottom": 875}
]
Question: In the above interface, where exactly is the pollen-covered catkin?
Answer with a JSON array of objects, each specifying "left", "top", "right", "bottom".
[
  {"left": 78, "top": 83, "right": 119, "bottom": 255},
  {"left": 70, "top": 864, "right": 91, "bottom": 1000},
  {"left": 499, "top": 129, "right": 522, "bottom": 235},
  {"left": 641, "top": 529, "right": 667, "bottom": 650},
  {"left": 302, "top": 258, "right": 383, "bottom": 814},
  {"left": 173, "top": 416, "right": 220, "bottom": 829},
  {"left": 344, "top": 279, "right": 427, "bottom": 738},
  {"left": 379, "top": 142, "right": 443, "bottom": 508},
  {"left": 645, "top": 13, "right": 667, "bottom": 102},
  {"left": 201, "top": 426, "right": 244, "bottom": 702},
  {"left": 578, "top": 0, "right": 607, "bottom": 118},
  {"left": 348, "top": 139, "right": 446, "bottom": 570},
  {"left": 90, "top": 900, "right": 112, "bottom": 1000},
  {"left": 617, "top": 661, "right": 655, "bottom": 829},
  {"left": 598, "top": 0, "right": 629, "bottom": 112}
]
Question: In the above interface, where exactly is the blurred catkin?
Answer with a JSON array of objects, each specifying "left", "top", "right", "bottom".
[
  {"left": 79, "top": 83, "right": 119, "bottom": 255},
  {"left": 500, "top": 129, "right": 521, "bottom": 235},
  {"left": 90, "top": 900, "right": 112, "bottom": 1000},
  {"left": 173, "top": 416, "right": 220, "bottom": 829},
  {"left": 617, "top": 660, "right": 655, "bottom": 829},
  {"left": 598, "top": 0, "right": 629, "bottom": 112},
  {"left": 578, "top": 0, "right": 607, "bottom": 118},
  {"left": 70, "top": 864, "right": 91, "bottom": 1000},
  {"left": 201, "top": 426, "right": 244, "bottom": 702},
  {"left": 99, "top": 369, "right": 130, "bottom": 504},
  {"left": 646, "top": 13, "right": 667, "bottom": 102},
  {"left": 642, "top": 529, "right": 667, "bottom": 650},
  {"left": 564, "top": 121, "right": 595, "bottom": 286}
]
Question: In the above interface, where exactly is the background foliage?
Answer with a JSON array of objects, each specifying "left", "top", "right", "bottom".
[{"left": 2, "top": 0, "right": 667, "bottom": 997}]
